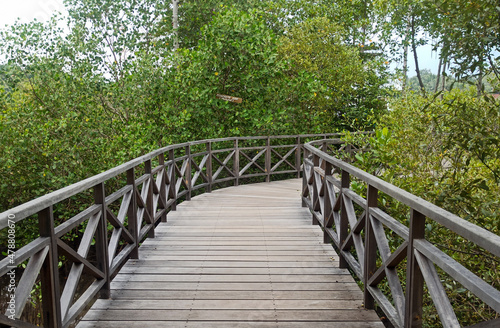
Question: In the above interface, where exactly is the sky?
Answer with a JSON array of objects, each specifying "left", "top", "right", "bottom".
[
  {"left": 393, "top": 43, "right": 441, "bottom": 77},
  {"left": 0, "top": 0, "right": 66, "bottom": 27},
  {"left": 0, "top": 1, "right": 441, "bottom": 76}
]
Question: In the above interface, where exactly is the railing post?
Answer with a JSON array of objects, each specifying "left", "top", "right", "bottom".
[
  {"left": 364, "top": 184, "right": 378, "bottom": 310},
  {"left": 145, "top": 160, "right": 155, "bottom": 238},
  {"left": 311, "top": 153, "right": 320, "bottom": 225},
  {"left": 321, "top": 140, "right": 328, "bottom": 170},
  {"left": 158, "top": 153, "right": 167, "bottom": 223},
  {"left": 127, "top": 168, "right": 139, "bottom": 259},
  {"left": 346, "top": 143, "right": 353, "bottom": 163},
  {"left": 206, "top": 142, "right": 213, "bottom": 193},
  {"left": 405, "top": 209, "right": 426, "bottom": 328},
  {"left": 301, "top": 147, "right": 309, "bottom": 208},
  {"left": 339, "top": 169, "right": 350, "bottom": 268},
  {"left": 265, "top": 136, "right": 271, "bottom": 182},
  {"left": 38, "top": 206, "right": 62, "bottom": 328},
  {"left": 323, "top": 160, "right": 333, "bottom": 243},
  {"left": 169, "top": 149, "right": 177, "bottom": 211},
  {"left": 234, "top": 139, "right": 239, "bottom": 186},
  {"left": 93, "top": 183, "right": 110, "bottom": 299},
  {"left": 185, "top": 144, "right": 192, "bottom": 201},
  {"left": 295, "top": 136, "right": 301, "bottom": 178}
]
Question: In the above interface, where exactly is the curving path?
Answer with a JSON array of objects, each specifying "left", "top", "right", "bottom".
[{"left": 77, "top": 179, "right": 384, "bottom": 327}]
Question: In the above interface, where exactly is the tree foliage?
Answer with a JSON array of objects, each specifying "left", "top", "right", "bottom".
[
  {"left": 0, "top": 1, "right": 388, "bottom": 211},
  {"left": 349, "top": 90, "right": 500, "bottom": 325},
  {"left": 407, "top": 69, "right": 498, "bottom": 93},
  {"left": 0, "top": 0, "right": 499, "bottom": 326},
  {"left": 373, "top": 0, "right": 500, "bottom": 94},
  {"left": 279, "top": 17, "right": 388, "bottom": 130}
]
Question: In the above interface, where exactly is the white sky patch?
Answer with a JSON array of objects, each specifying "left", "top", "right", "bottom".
[
  {"left": 390, "top": 43, "right": 441, "bottom": 76},
  {"left": 0, "top": 1, "right": 441, "bottom": 77},
  {"left": 0, "top": 0, "right": 67, "bottom": 27}
]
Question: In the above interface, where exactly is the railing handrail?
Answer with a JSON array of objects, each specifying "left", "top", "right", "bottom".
[
  {"left": 3, "top": 133, "right": 351, "bottom": 328},
  {"left": 304, "top": 140, "right": 500, "bottom": 258},
  {"left": 302, "top": 138, "right": 500, "bottom": 328},
  {"left": 0, "top": 134, "right": 340, "bottom": 229}
]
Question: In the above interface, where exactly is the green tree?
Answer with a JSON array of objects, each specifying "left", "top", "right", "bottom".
[
  {"left": 407, "top": 69, "right": 497, "bottom": 93},
  {"left": 433, "top": 0, "right": 500, "bottom": 85},
  {"left": 161, "top": 7, "right": 318, "bottom": 138},
  {"left": 279, "top": 17, "right": 388, "bottom": 131},
  {"left": 350, "top": 89, "right": 500, "bottom": 326},
  {"left": 373, "top": 0, "right": 500, "bottom": 94},
  {"left": 0, "top": 0, "right": 391, "bottom": 211}
]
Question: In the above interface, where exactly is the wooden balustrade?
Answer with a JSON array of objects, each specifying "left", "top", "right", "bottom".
[
  {"left": 0, "top": 134, "right": 338, "bottom": 328},
  {"left": 302, "top": 139, "right": 500, "bottom": 328},
  {"left": 2, "top": 134, "right": 498, "bottom": 328}
]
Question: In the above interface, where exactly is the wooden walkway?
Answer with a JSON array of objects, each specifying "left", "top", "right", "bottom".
[{"left": 77, "top": 179, "right": 384, "bottom": 327}]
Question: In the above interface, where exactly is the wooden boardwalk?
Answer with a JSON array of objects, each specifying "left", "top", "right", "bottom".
[{"left": 77, "top": 179, "right": 384, "bottom": 328}]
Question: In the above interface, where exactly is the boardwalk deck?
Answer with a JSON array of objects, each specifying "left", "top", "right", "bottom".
[{"left": 77, "top": 179, "right": 384, "bottom": 328}]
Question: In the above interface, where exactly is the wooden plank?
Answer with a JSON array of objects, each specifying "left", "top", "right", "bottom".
[
  {"left": 112, "top": 274, "right": 354, "bottom": 283},
  {"left": 120, "top": 261, "right": 340, "bottom": 268},
  {"left": 91, "top": 299, "right": 364, "bottom": 310},
  {"left": 142, "top": 240, "right": 325, "bottom": 245},
  {"left": 109, "top": 281, "right": 363, "bottom": 291},
  {"left": 141, "top": 237, "right": 323, "bottom": 241},
  {"left": 164, "top": 220, "right": 311, "bottom": 226},
  {"left": 117, "top": 267, "right": 346, "bottom": 275},
  {"left": 148, "top": 234, "right": 324, "bottom": 238},
  {"left": 138, "top": 255, "right": 338, "bottom": 262},
  {"left": 78, "top": 322, "right": 381, "bottom": 328},
  {"left": 81, "top": 309, "right": 381, "bottom": 322},
  {"left": 109, "top": 289, "right": 365, "bottom": 300},
  {"left": 137, "top": 245, "right": 336, "bottom": 251},
  {"left": 136, "top": 250, "right": 338, "bottom": 256}
]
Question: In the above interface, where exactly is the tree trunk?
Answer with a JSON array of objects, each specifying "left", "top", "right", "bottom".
[
  {"left": 477, "top": 72, "right": 483, "bottom": 96},
  {"left": 402, "top": 19, "right": 410, "bottom": 92},
  {"left": 172, "top": 0, "right": 179, "bottom": 51},
  {"left": 440, "top": 59, "right": 447, "bottom": 99},
  {"left": 434, "top": 56, "right": 442, "bottom": 93},
  {"left": 477, "top": 57, "right": 483, "bottom": 96},
  {"left": 411, "top": 14, "right": 426, "bottom": 96},
  {"left": 403, "top": 39, "right": 409, "bottom": 91}
]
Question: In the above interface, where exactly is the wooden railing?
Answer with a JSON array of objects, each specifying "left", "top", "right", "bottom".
[
  {"left": 302, "top": 139, "right": 500, "bottom": 328},
  {"left": 0, "top": 134, "right": 340, "bottom": 328}
]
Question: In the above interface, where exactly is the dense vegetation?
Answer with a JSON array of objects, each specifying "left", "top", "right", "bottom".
[
  {"left": 0, "top": 1, "right": 390, "bottom": 211},
  {"left": 407, "top": 69, "right": 498, "bottom": 94},
  {"left": 347, "top": 89, "right": 499, "bottom": 326},
  {"left": 0, "top": 0, "right": 499, "bottom": 327}
]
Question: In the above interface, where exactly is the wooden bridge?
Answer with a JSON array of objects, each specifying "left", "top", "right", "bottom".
[
  {"left": 1, "top": 135, "right": 499, "bottom": 328},
  {"left": 78, "top": 179, "right": 383, "bottom": 327}
]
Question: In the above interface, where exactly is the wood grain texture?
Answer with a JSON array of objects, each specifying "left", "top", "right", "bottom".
[{"left": 77, "top": 179, "right": 384, "bottom": 327}]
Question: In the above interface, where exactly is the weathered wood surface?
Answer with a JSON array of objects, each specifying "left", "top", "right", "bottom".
[
  {"left": 303, "top": 139, "right": 500, "bottom": 328},
  {"left": 77, "top": 179, "right": 383, "bottom": 327}
]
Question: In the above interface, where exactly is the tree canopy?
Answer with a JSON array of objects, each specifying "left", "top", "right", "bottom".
[
  {"left": 0, "top": 1, "right": 390, "bottom": 210},
  {"left": 0, "top": 1, "right": 499, "bottom": 326}
]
